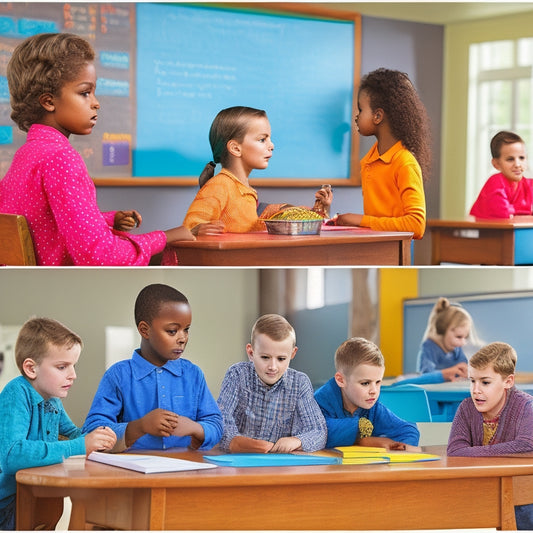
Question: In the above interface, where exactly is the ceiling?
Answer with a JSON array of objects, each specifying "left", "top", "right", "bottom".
[{"left": 323, "top": 2, "right": 533, "bottom": 25}]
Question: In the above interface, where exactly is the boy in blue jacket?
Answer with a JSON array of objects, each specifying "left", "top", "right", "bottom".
[{"left": 314, "top": 337, "right": 420, "bottom": 450}]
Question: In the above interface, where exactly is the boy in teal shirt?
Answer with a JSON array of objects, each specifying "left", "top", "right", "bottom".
[{"left": 0, "top": 318, "right": 116, "bottom": 530}]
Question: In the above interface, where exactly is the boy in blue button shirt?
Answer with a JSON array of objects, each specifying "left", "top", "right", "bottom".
[{"left": 83, "top": 283, "right": 223, "bottom": 451}]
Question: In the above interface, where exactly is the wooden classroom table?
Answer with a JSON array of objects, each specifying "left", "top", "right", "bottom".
[
  {"left": 168, "top": 226, "right": 413, "bottom": 266},
  {"left": 428, "top": 216, "right": 533, "bottom": 265},
  {"left": 15, "top": 446, "right": 533, "bottom": 530}
]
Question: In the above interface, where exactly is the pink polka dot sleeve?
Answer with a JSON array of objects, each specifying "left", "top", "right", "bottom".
[
  {"left": 42, "top": 147, "right": 166, "bottom": 266},
  {"left": 0, "top": 125, "right": 168, "bottom": 266}
]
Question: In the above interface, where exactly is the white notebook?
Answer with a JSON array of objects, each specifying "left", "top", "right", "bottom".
[{"left": 88, "top": 451, "right": 218, "bottom": 474}]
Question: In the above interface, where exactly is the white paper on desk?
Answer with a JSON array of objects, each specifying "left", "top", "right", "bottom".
[{"left": 88, "top": 451, "right": 218, "bottom": 474}]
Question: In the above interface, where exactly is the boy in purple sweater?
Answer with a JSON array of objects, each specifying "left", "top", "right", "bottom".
[{"left": 447, "top": 342, "right": 533, "bottom": 529}]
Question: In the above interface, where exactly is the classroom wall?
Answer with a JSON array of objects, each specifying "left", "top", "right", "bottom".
[
  {"left": 442, "top": 9, "right": 533, "bottom": 219},
  {"left": 95, "top": 10, "right": 444, "bottom": 262},
  {"left": 418, "top": 267, "right": 533, "bottom": 296},
  {"left": 0, "top": 269, "right": 259, "bottom": 425}
]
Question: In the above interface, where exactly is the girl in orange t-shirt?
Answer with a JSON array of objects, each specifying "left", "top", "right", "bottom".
[
  {"left": 183, "top": 106, "right": 332, "bottom": 235},
  {"left": 329, "top": 68, "right": 431, "bottom": 239}
]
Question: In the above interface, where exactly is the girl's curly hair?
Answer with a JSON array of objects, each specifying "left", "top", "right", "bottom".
[
  {"left": 7, "top": 32, "right": 95, "bottom": 132},
  {"left": 359, "top": 68, "right": 432, "bottom": 181}
]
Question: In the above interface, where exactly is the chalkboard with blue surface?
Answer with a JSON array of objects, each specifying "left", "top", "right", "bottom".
[
  {"left": 0, "top": 2, "right": 361, "bottom": 186},
  {"left": 134, "top": 3, "right": 361, "bottom": 186},
  {"left": 403, "top": 291, "right": 533, "bottom": 373}
]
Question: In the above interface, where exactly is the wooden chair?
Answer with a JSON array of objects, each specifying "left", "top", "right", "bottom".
[{"left": 0, "top": 213, "right": 36, "bottom": 265}]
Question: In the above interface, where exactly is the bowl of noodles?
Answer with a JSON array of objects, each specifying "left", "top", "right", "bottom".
[{"left": 264, "top": 207, "right": 324, "bottom": 235}]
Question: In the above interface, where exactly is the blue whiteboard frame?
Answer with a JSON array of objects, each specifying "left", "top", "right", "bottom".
[{"left": 134, "top": 3, "right": 361, "bottom": 186}]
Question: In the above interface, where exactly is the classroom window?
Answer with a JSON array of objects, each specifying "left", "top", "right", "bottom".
[
  {"left": 306, "top": 268, "right": 325, "bottom": 310},
  {"left": 466, "top": 38, "right": 533, "bottom": 208}
]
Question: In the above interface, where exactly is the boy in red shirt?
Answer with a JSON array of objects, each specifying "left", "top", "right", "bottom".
[{"left": 470, "top": 131, "right": 532, "bottom": 219}]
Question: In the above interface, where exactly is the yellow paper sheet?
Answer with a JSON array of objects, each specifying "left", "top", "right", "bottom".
[
  {"left": 334, "top": 446, "right": 440, "bottom": 463},
  {"left": 334, "top": 445, "right": 388, "bottom": 456}
]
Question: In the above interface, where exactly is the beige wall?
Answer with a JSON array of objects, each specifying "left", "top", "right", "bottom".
[
  {"left": 442, "top": 9, "right": 533, "bottom": 218},
  {"left": 418, "top": 267, "right": 533, "bottom": 296},
  {"left": 0, "top": 268, "right": 259, "bottom": 425}
]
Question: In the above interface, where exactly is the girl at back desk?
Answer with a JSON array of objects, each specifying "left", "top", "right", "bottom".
[
  {"left": 0, "top": 32, "right": 194, "bottom": 266},
  {"left": 328, "top": 68, "right": 431, "bottom": 239},
  {"left": 182, "top": 106, "right": 332, "bottom": 235},
  {"left": 416, "top": 297, "right": 474, "bottom": 378}
]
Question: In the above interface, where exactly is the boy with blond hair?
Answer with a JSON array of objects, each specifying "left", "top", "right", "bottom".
[
  {"left": 314, "top": 337, "right": 420, "bottom": 450},
  {"left": 217, "top": 314, "right": 327, "bottom": 453},
  {"left": 447, "top": 342, "right": 533, "bottom": 529},
  {"left": 0, "top": 318, "right": 116, "bottom": 530}
]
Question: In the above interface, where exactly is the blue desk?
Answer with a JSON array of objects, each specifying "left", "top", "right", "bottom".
[
  {"left": 420, "top": 382, "right": 533, "bottom": 421},
  {"left": 429, "top": 216, "right": 533, "bottom": 265}
]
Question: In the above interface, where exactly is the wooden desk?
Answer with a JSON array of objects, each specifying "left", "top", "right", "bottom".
[
  {"left": 170, "top": 226, "right": 413, "bottom": 266},
  {"left": 15, "top": 447, "right": 533, "bottom": 530},
  {"left": 429, "top": 216, "right": 533, "bottom": 265}
]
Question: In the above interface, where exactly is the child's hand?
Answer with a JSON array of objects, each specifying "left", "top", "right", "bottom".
[
  {"left": 326, "top": 213, "right": 363, "bottom": 227},
  {"left": 313, "top": 186, "right": 333, "bottom": 218},
  {"left": 269, "top": 436, "right": 302, "bottom": 453},
  {"left": 388, "top": 440, "right": 407, "bottom": 451},
  {"left": 171, "top": 415, "right": 205, "bottom": 449},
  {"left": 85, "top": 426, "right": 117, "bottom": 455},
  {"left": 315, "top": 186, "right": 333, "bottom": 207},
  {"left": 442, "top": 362, "right": 468, "bottom": 381},
  {"left": 141, "top": 408, "right": 179, "bottom": 437},
  {"left": 171, "top": 415, "right": 198, "bottom": 436},
  {"left": 191, "top": 221, "right": 225, "bottom": 236},
  {"left": 357, "top": 436, "right": 401, "bottom": 450},
  {"left": 114, "top": 210, "right": 142, "bottom": 231},
  {"left": 164, "top": 226, "right": 196, "bottom": 244},
  {"left": 229, "top": 436, "right": 274, "bottom": 453},
  {"left": 380, "top": 440, "right": 422, "bottom": 452}
]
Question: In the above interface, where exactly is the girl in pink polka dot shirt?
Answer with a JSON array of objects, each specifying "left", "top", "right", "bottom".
[{"left": 0, "top": 33, "right": 194, "bottom": 266}]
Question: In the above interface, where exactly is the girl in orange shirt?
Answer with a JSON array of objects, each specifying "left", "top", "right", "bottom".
[
  {"left": 183, "top": 106, "right": 332, "bottom": 235},
  {"left": 330, "top": 68, "right": 431, "bottom": 239}
]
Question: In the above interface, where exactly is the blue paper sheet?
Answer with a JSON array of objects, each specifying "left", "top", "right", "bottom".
[{"left": 203, "top": 453, "right": 340, "bottom": 467}]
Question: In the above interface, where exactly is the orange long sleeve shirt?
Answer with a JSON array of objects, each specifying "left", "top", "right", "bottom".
[
  {"left": 359, "top": 141, "right": 426, "bottom": 239},
  {"left": 183, "top": 169, "right": 264, "bottom": 233}
]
